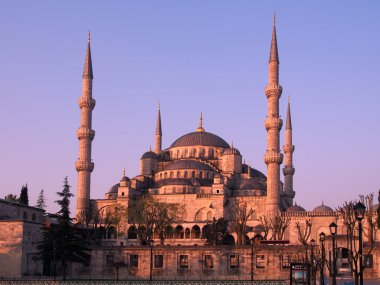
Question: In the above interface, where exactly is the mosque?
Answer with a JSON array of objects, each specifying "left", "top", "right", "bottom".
[
  {"left": 71, "top": 19, "right": 380, "bottom": 282},
  {"left": 74, "top": 18, "right": 339, "bottom": 245}
]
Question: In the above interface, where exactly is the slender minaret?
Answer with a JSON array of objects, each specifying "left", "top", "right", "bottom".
[
  {"left": 154, "top": 103, "right": 162, "bottom": 154},
  {"left": 264, "top": 15, "right": 283, "bottom": 219},
  {"left": 283, "top": 98, "right": 295, "bottom": 198},
  {"left": 75, "top": 33, "right": 96, "bottom": 218}
]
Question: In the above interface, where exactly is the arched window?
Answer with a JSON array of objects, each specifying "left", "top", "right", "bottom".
[
  {"left": 191, "top": 225, "right": 201, "bottom": 239},
  {"left": 128, "top": 226, "right": 137, "bottom": 239},
  {"left": 185, "top": 228, "right": 190, "bottom": 239},
  {"left": 199, "top": 171, "right": 203, "bottom": 179},
  {"left": 23, "top": 212, "right": 27, "bottom": 220},
  {"left": 170, "top": 171, "right": 174, "bottom": 178},
  {"left": 191, "top": 171, "right": 195, "bottom": 178},
  {"left": 177, "top": 171, "right": 180, "bottom": 178},
  {"left": 165, "top": 226, "right": 174, "bottom": 239},
  {"left": 164, "top": 172, "right": 168, "bottom": 179},
  {"left": 184, "top": 171, "right": 188, "bottom": 178},
  {"left": 107, "top": 226, "right": 117, "bottom": 239},
  {"left": 31, "top": 213, "right": 36, "bottom": 221},
  {"left": 176, "top": 149, "right": 180, "bottom": 158},
  {"left": 200, "top": 148, "right": 205, "bottom": 158},
  {"left": 192, "top": 148, "right": 197, "bottom": 157},
  {"left": 208, "top": 149, "right": 214, "bottom": 158},
  {"left": 184, "top": 149, "right": 188, "bottom": 157},
  {"left": 160, "top": 173, "right": 162, "bottom": 179},
  {"left": 175, "top": 225, "right": 184, "bottom": 239}
]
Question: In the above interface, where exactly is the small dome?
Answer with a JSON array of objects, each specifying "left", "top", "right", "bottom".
[
  {"left": 287, "top": 204, "right": 306, "bottom": 212},
  {"left": 223, "top": 147, "right": 241, "bottom": 156},
  {"left": 120, "top": 175, "right": 130, "bottom": 182},
  {"left": 241, "top": 178, "right": 263, "bottom": 190},
  {"left": 107, "top": 183, "right": 120, "bottom": 193},
  {"left": 170, "top": 131, "right": 229, "bottom": 148},
  {"left": 141, "top": 151, "right": 158, "bottom": 159},
  {"left": 313, "top": 203, "right": 334, "bottom": 212},
  {"left": 164, "top": 160, "right": 214, "bottom": 171}
]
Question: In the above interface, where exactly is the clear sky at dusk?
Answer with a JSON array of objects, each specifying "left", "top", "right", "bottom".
[{"left": 0, "top": 1, "right": 379, "bottom": 214}]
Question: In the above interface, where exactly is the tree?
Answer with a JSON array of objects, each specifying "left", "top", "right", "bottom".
[
  {"left": 36, "top": 189, "right": 47, "bottom": 210},
  {"left": 203, "top": 217, "right": 229, "bottom": 245},
  {"left": 4, "top": 194, "right": 18, "bottom": 202},
  {"left": 336, "top": 194, "right": 378, "bottom": 285},
  {"left": 228, "top": 201, "right": 254, "bottom": 245},
  {"left": 19, "top": 184, "right": 29, "bottom": 205},
  {"left": 128, "top": 195, "right": 182, "bottom": 245},
  {"left": 296, "top": 219, "right": 312, "bottom": 245},
  {"left": 38, "top": 177, "right": 91, "bottom": 280},
  {"left": 258, "top": 215, "right": 290, "bottom": 241}
]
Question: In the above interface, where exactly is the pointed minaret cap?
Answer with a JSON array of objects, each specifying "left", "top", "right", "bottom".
[
  {"left": 83, "top": 31, "right": 93, "bottom": 79},
  {"left": 155, "top": 102, "right": 162, "bottom": 135},
  {"left": 286, "top": 96, "right": 292, "bottom": 130},
  {"left": 196, "top": 112, "right": 205, "bottom": 132},
  {"left": 269, "top": 14, "right": 279, "bottom": 63}
]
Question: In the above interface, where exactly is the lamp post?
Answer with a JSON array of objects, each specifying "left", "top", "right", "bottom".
[
  {"left": 319, "top": 232, "right": 326, "bottom": 285},
  {"left": 149, "top": 239, "right": 154, "bottom": 281},
  {"left": 53, "top": 246, "right": 57, "bottom": 281},
  {"left": 310, "top": 239, "right": 316, "bottom": 285},
  {"left": 329, "top": 222, "right": 337, "bottom": 285},
  {"left": 251, "top": 238, "right": 254, "bottom": 281},
  {"left": 354, "top": 201, "right": 366, "bottom": 285}
]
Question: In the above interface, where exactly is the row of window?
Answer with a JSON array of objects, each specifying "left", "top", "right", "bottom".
[
  {"left": 170, "top": 148, "right": 216, "bottom": 159},
  {"left": 106, "top": 254, "right": 270, "bottom": 270},
  {"left": 22, "top": 211, "right": 37, "bottom": 221},
  {"left": 157, "top": 170, "right": 214, "bottom": 180}
]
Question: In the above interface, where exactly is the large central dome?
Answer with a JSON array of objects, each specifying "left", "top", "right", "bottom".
[{"left": 170, "top": 131, "right": 230, "bottom": 148}]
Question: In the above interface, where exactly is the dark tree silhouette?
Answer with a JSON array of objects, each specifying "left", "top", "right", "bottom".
[
  {"left": 38, "top": 177, "right": 90, "bottom": 280},
  {"left": 203, "top": 217, "right": 229, "bottom": 245},
  {"left": 36, "top": 189, "right": 47, "bottom": 210},
  {"left": 4, "top": 194, "right": 18, "bottom": 202},
  {"left": 19, "top": 184, "right": 29, "bottom": 205}
]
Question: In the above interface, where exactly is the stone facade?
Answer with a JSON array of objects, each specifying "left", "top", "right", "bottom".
[{"left": 0, "top": 199, "right": 45, "bottom": 278}]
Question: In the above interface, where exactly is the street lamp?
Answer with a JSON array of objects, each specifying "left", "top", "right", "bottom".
[
  {"left": 319, "top": 232, "right": 326, "bottom": 285},
  {"left": 149, "top": 239, "right": 154, "bottom": 281},
  {"left": 251, "top": 238, "right": 254, "bottom": 281},
  {"left": 329, "top": 222, "right": 338, "bottom": 285},
  {"left": 310, "top": 239, "right": 316, "bottom": 285},
  {"left": 354, "top": 201, "right": 366, "bottom": 285}
]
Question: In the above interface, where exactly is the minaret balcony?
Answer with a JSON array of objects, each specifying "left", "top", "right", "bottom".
[
  {"left": 75, "top": 160, "right": 94, "bottom": 172},
  {"left": 264, "top": 117, "right": 283, "bottom": 130},
  {"left": 77, "top": 127, "right": 95, "bottom": 140},
  {"left": 265, "top": 84, "right": 282, "bottom": 98},
  {"left": 283, "top": 144, "right": 295, "bottom": 153},
  {"left": 264, "top": 151, "right": 283, "bottom": 165},
  {"left": 78, "top": 98, "right": 96, "bottom": 110},
  {"left": 282, "top": 166, "right": 295, "bottom": 176}
]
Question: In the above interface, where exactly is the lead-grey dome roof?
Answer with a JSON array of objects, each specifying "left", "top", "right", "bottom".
[
  {"left": 313, "top": 203, "right": 334, "bottom": 212},
  {"left": 170, "top": 132, "right": 229, "bottom": 148},
  {"left": 165, "top": 160, "right": 214, "bottom": 171},
  {"left": 141, "top": 151, "right": 158, "bottom": 159},
  {"left": 287, "top": 204, "right": 306, "bottom": 212},
  {"left": 107, "top": 183, "right": 120, "bottom": 193}
]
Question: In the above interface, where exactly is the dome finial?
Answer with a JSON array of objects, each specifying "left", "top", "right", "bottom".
[
  {"left": 122, "top": 168, "right": 126, "bottom": 177},
  {"left": 248, "top": 163, "right": 251, "bottom": 177},
  {"left": 88, "top": 31, "right": 91, "bottom": 43},
  {"left": 149, "top": 145, "right": 152, "bottom": 151},
  {"left": 196, "top": 112, "right": 205, "bottom": 132},
  {"left": 273, "top": 13, "right": 276, "bottom": 26}
]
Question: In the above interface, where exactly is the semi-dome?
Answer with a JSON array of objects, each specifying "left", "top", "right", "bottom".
[
  {"left": 107, "top": 183, "right": 120, "bottom": 193},
  {"left": 313, "top": 203, "right": 334, "bottom": 212},
  {"left": 165, "top": 160, "right": 214, "bottom": 171},
  {"left": 287, "top": 204, "right": 306, "bottom": 212},
  {"left": 223, "top": 147, "right": 241, "bottom": 156},
  {"left": 170, "top": 132, "right": 230, "bottom": 148},
  {"left": 141, "top": 151, "right": 158, "bottom": 159}
]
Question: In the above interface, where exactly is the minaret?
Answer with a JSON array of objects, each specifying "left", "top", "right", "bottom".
[
  {"left": 75, "top": 33, "right": 96, "bottom": 218},
  {"left": 264, "top": 15, "right": 283, "bottom": 219},
  {"left": 283, "top": 98, "right": 295, "bottom": 198},
  {"left": 154, "top": 103, "right": 162, "bottom": 154}
]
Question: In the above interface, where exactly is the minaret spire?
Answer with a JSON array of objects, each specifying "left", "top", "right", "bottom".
[
  {"left": 283, "top": 97, "right": 295, "bottom": 203},
  {"left": 264, "top": 16, "right": 283, "bottom": 219},
  {"left": 75, "top": 33, "right": 96, "bottom": 218},
  {"left": 154, "top": 102, "right": 162, "bottom": 154},
  {"left": 196, "top": 112, "right": 205, "bottom": 132}
]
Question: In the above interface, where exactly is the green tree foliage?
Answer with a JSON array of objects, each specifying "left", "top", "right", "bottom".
[
  {"left": 19, "top": 184, "right": 29, "bottom": 205},
  {"left": 4, "top": 194, "right": 19, "bottom": 202},
  {"left": 36, "top": 189, "right": 47, "bottom": 210},
  {"left": 38, "top": 177, "right": 91, "bottom": 280},
  {"left": 128, "top": 195, "right": 182, "bottom": 245},
  {"left": 203, "top": 217, "right": 229, "bottom": 245}
]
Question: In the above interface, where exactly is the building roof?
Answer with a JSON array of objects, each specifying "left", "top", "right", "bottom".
[
  {"left": 313, "top": 203, "right": 334, "bottom": 212},
  {"left": 170, "top": 131, "right": 229, "bottom": 148},
  {"left": 141, "top": 151, "right": 158, "bottom": 159},
  {"left": 107, "top": 183, "right": 120, "bottom": 193},
  {"left": 164, "top": 160, "right": 214, "bottom": 171},
  {"left": 286, "top": 204, "right": 306, "bottom": 212},
  {"left": 223, "top": 147, "right": 241, "bottom": 156}
]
